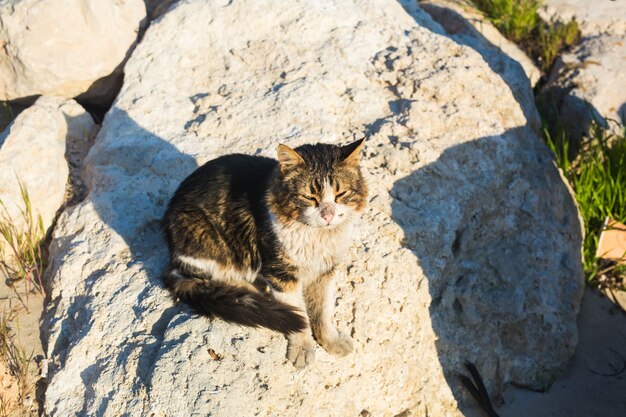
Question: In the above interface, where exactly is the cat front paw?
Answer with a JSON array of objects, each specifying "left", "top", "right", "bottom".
[
  {"left": 286, "top": 336, "right": 316, "bottom": 369},
  {"left": 322, "top": 331, "right": 354, "bottom": 357}
]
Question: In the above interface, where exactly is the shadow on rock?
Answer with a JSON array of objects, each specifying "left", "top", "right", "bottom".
[
  {"left": 90, "top": 107, "right": 199, "bottom": 382},
  {"left": 87, "top": 107, "right": 198, "bottom": 259},
  {"left": 390, "top": 126, "right": 583, "bottom": 414},
  {"left": 43, "top": 108, "right": 198, "bottom": 402},
  {"left": 537, "top": 86, "right": 608, "bottom": 148},
  {"left": 618, "top": 102, "right": 626, "bottom": 126}
]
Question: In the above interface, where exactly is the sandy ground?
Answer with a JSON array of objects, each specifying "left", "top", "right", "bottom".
[
  {"left": 0, "top": 274, "right": 44, "bottom": 415},
  {"left": 496, "top": 288, "right": 626, "bottom": 417}
]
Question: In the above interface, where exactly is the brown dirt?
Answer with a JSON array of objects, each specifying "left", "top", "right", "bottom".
[{"left": 0, "top": 274, "right": 44, "bottom": 417}]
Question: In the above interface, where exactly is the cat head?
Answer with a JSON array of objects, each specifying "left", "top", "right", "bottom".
[{"left": 269, "top": 139, "right": 368, "bottom": 228}]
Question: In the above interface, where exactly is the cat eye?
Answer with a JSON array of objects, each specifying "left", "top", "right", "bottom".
[
  {"left": 301, "top": 194, "right": 319, "bottom": 205},
  {"left": 335, "top": 190, "right": 349, "bottom": 199}
]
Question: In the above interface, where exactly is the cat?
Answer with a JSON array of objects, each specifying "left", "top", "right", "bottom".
[{"left": 161, "top": 138, "right": 367, "bottom": 368}]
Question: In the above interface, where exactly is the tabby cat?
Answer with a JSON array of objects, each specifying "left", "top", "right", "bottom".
[{"left": 162, "top": 139, "right": 367, "bottom": 368}]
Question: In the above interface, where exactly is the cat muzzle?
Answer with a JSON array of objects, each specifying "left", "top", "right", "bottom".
[{"left": 320, "top": 203, "right": 335, "bottom": 225}]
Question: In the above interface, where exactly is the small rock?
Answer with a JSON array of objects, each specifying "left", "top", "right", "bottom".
[
  {"left": 539, "top": 0, "right": 626, "bottom": 139},
  {"left": 543, "top": 34, "right": 626, "bottom": 138}
]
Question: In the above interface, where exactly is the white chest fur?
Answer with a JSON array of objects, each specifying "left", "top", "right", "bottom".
[{"left": 270, "top": 216, "right": 353, "bottom": 282}]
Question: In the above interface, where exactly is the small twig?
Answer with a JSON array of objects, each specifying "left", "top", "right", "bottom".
[{"left": 595, "top": 262, "right": 622, "bottom": 278}]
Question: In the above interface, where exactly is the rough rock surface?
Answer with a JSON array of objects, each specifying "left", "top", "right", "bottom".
[
  {"left": 0, "top": 0, "right": 146, "bottom": 105},
  {"left": 545, "top": 34, "right": 626, "bottom": 137},
  {"left": 0, "top": 96, "right": 94, "bottom": 244},
  {"left": 420, "top": 0, "right": 541, "bottom": 87},
  {"left": 541, "top": 0, "right": 626, "bottom": 136},
  {"left": 540, "top": 0, "right": 626, "bottom": 36},
  {"left": 43, "top": 1, "right": 584, "bottom": 416}
]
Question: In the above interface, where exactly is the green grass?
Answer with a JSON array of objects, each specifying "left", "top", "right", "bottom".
[
  {"left": 0, "top": 311, "right": 37, "bottom": 416},
  {"left": 472, "top": 0, "right": 540, "bottom": 43},
  {"left": 545, "top": 120, "right": 626, "bottom": 286},
  {"left": 470, "top": 0, "right": 579, "bottom": 72},
  {"left": 534, "top": 18, "right": 579, "bottom": 72},
  {"left": 0, "top": 184, "right": 47, "bottom": 308},
  {"left": 0, "top": 184, "right": 43, "bottom": 415}
]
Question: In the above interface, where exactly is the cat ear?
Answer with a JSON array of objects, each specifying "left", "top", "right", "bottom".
[
  {"left": 341, "top": 138, "right": 365, "bottom": 164},
  {"left": 277, "top": 144, "right": 305, "bottom": 171}
]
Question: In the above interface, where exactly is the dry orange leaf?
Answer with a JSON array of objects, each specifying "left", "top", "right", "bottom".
[
  {"left": 208, "top": 348, "right": 222, "bottom": 361},
  {"left": 596, "top": 217, "right": 626, "bottom": 263}
]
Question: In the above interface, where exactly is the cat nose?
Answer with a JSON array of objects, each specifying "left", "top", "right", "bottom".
[{"left": 320, "top": 204, "right": 335, "bottom": 224}]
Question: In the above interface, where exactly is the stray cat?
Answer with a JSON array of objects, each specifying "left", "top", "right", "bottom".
[{"left": 162, "top": 139, "right": 367, "bottom": 368}]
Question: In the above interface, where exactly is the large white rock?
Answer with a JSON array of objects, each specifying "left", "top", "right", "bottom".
[
  {"left": 42, "top": 1, "right": 584, "bottom": 416},
  {"left": 420, "top": 0, "right": 541, "bottom": 88},
  {"left": 0, "top": 0, "right": 146, "bottom": 104},
  {"left": 540, "top": 0, "right": 626, "bottom": 36},
  {"left": 0, "top": 96, "right": 94, "bottom": 247}
]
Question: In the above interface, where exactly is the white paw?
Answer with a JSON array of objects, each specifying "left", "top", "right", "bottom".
[
  {"left": 286, "top": 337, "right": 316, "bottom": 369},
  {"left": 322, "top": 331, "right": 354, "bottom": 357}
]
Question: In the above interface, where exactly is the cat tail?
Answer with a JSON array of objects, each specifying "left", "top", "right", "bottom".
[{"left": 163, "top": 269, "right": 307, "bottom": 335}]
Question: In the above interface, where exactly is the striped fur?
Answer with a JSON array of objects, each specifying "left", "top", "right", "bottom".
[{"left": 161, "top": 139, "right": 367, "bottom": 365}]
